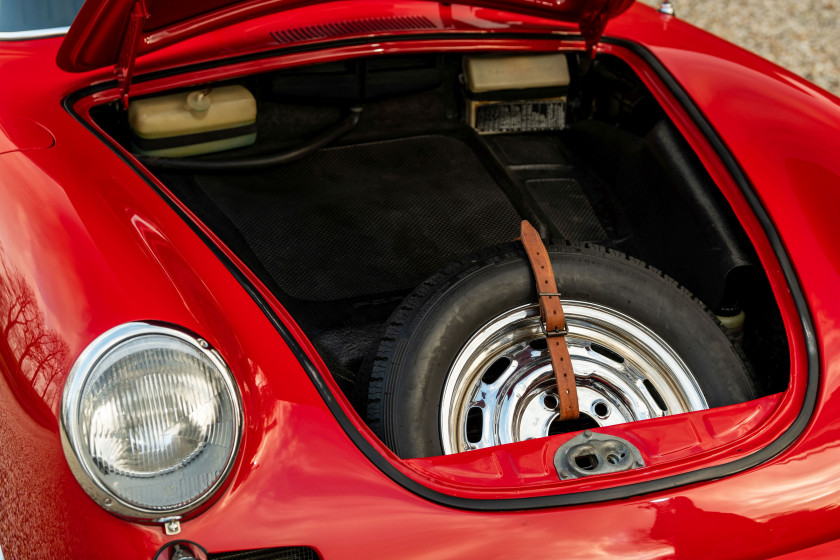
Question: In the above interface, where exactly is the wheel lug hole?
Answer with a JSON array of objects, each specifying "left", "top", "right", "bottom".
[
  {"left": 543, "top": 394, "right": 559, "bottom": 410},
  {"left": 592, "top": 400, "right": 610, "bottom": 419}
]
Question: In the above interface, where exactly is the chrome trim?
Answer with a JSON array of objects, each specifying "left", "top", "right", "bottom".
[
  {"left": 164, "top": 519, "right": 182, "bottom": 535},
  {"left": 60, "top": 322, "right": 243, "bottom": 521},
  {"left": 440, "top": 302, "right": 707, "bottom": 454},
  {"left": 658, "top": 1, "right": 676, "bottom": 16},
  {"left": 0, "top": 26, "right": 70, "bottom": 40}
]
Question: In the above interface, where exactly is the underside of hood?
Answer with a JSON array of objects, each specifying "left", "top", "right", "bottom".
[{"left": 57, "top": 0, "right": 635, "bottom": 73}]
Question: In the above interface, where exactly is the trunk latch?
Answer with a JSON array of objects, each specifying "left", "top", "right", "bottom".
[{"left": 554, "top": 430, "right": 645, "bottom": 479}]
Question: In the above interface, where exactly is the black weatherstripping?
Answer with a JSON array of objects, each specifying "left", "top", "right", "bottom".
[{"left": 62, "top": 32, "right": 817, "bottom": 511}]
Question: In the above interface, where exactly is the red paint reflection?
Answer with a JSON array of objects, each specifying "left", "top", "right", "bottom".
[
  {"left": 0, "top": 244, "right": 69, "bottom": 427},
  {"left": 649, "top": 496, "right": 769, "bottom": 557}
]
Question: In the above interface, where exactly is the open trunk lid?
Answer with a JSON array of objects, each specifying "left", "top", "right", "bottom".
[{"left": 57, "top": 0, "right": 635, "bottom": 74}]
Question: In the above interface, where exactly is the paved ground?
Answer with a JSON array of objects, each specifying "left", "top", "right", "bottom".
[{"left": 638, "top": 0, "right": 840, "bottom": 95}]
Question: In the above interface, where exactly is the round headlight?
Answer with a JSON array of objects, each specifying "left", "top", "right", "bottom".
[{"left": 61, "top": 323, "right": 242, "bottom": 520}]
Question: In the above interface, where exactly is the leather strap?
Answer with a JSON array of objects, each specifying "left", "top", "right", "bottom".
[{"left": 519, "top": 220, "right": 579, "bottom": 420}]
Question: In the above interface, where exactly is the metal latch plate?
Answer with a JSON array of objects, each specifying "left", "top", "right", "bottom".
[{"left": 554, "top": 430, "right": 645, "bottom": 479}]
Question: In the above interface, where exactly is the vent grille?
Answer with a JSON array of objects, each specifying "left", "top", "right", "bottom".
[
  {"left": 271, "top": 16, "right": 436, "bottom": 44},
  {"left": 208, "top": 546, "right": 319, "bottom": 560}
]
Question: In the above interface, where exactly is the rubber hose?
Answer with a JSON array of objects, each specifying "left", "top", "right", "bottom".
[{"left": 139, "top": 107, "right": 363, "bottom": 171}]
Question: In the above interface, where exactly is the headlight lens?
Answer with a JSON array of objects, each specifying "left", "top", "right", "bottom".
[{"left": 61, "top": 323, "right": 242, "bottom": 519}]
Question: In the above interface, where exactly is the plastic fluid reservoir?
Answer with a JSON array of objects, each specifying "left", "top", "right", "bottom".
[
  {"left": 716, "top": 306, "right": 746, "bottom": 345},
  {"left": 128, "top": 85, "right": 257, "bottom": 158}
]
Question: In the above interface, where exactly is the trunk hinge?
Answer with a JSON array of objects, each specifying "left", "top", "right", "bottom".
[
  {"left": 115, "top": 0, "right": 149, "bottom": 110},
  {"left": 580, "top": 11, "right": 609, "bottom": 57},
  {"left": 580, "top": 0, "right": 634, "bottom": 57}
]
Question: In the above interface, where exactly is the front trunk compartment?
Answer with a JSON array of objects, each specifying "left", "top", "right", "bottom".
[{"left": 88, "top": 47, "right": 790, "bottom": 480}]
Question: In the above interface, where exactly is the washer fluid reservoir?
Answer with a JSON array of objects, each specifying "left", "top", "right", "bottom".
[{"left": 128, "top": 85, "right": 257, "bottom": 158}]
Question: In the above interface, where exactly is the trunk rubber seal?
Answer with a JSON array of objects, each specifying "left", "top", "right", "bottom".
[{"left": 62, "top": 32, "right": 818, "bottom": 511}]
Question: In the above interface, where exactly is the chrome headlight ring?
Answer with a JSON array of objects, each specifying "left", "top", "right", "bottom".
[{"left": 60, "top": 322, "right": 242, "bottom": 521}]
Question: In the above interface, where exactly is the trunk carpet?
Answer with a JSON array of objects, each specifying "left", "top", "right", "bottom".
[{"left": 194, "top": 134, "right": 522, "bottom": 301}]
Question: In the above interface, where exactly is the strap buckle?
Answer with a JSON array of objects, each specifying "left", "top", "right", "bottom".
[
  {"left": 541, "top": 320, "right": 568, "bottom": 337},
  {"left": 538, "top": 291, "right": 567, "bottom": 337}
]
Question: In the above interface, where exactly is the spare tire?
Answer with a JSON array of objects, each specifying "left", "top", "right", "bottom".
[{"left": 365, "top": 242, "right": 755, "bottom": 459}]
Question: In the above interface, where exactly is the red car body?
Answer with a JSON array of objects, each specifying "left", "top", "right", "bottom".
[{"left": 0, "top": 0, "right": 839, "bottom": 558}]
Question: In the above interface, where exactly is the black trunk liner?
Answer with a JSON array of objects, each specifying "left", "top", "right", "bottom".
[
  {"left": 193, "top": 135, "right": 522, "bottom": 301},
  {"left": 524, "top": 178, "right": 608, "bottom": 241}
]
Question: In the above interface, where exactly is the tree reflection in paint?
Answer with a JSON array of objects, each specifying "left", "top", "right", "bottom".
[{"left": 0, "top": 244, "right": 69, "bottom": 425}]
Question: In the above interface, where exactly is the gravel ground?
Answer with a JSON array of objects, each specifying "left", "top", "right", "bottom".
[{"left": 638, "top": 0, "right": 840, "bottom": 95}]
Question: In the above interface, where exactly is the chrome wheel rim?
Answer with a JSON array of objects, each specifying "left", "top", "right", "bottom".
[{"left": 440, "top": 302, "right": 708, "bottom": 454}]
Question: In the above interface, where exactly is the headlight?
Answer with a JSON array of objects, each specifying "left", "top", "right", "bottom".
[{"left": 61, "top": 322, "right": 242, "bottom": 520}]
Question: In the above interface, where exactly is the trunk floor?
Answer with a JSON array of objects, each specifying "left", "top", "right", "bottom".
[{"left": 194, "top": 134, "right": 523, "bottom": 301}]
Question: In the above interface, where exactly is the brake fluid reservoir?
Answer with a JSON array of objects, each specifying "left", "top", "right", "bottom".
[{"left": 128, "top": 85, "right": 257, "bottom": 158}]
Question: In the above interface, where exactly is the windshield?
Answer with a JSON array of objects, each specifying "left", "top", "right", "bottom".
[{"left": 0, "top": 0, "right": 84, "bottom": 36}]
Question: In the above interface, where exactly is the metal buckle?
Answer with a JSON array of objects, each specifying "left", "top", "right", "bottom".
[
  {"left": 541, "top": 319, "right": 568, "bottom": 337},
  {"left": 538, "top": 292, "right": 567, "bottom": 337}
]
